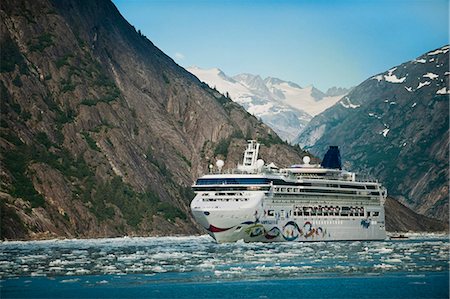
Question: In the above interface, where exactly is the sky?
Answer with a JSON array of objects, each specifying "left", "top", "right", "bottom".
[{"left": 112, "top": 0, "right": 448, "bottom": 91}]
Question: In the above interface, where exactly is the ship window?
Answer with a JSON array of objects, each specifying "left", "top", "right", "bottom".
[
  {"left": 196, "top": 178, "right": 271, "bottom": 185},
  {"left": 373, "top": 211, "right": 379, "bottom": 217},
  {"left": 367, "top": 211, "right": 371, "bottom": 217},
  {"left": 267, "top": 210, "right": 274, "bottom": 217}
]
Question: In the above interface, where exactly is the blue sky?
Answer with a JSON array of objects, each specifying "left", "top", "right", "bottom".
[{"left": 112, "top": 0, "right": 448, "bottom": 91}]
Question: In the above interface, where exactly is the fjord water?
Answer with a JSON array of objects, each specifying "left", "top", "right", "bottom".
[{"left": 0, "top": 235, "right": 448, "bottom": 298}]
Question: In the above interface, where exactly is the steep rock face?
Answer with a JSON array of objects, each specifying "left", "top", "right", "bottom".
[
  {"left": 295, "top": 46, "right": 449, "bottom": 221},
  {"left": 0, "top": 0, "right": 307, "bottom": 240},
  {"left": 384, "top": 197, "right": 447, "bottom": 232}
]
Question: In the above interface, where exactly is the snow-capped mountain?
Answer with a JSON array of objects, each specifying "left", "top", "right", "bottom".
[
  {"left": 187, "top": 66, "right": 348, "bottom": 141},
  {"left": 295, "top": 45, "right": 449, "bottom": 222}
]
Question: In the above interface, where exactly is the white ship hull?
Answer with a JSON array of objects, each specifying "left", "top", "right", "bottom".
[{"left": 191, "top": 194, "right": 386, "bottom": 243}]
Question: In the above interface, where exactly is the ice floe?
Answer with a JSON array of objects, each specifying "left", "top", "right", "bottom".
[{"left": 417, "top": 81, "right": 431, "bottom": 89}]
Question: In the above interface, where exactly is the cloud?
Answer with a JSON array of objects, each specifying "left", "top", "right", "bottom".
[{"left": 174, "top": 52, "right": 185, "bottom": 60}]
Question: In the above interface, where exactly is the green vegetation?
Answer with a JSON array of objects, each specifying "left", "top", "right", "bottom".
[
  {"left": 146, "top": 147, "right": 171, "bottom": 178},
  {"left": 214, "top": 138, "right": 230, "bottom": 157},
  {"left": 12, "top": 75, "right": 22, "bottom": 87},
  {"left": 55, "top": 54, "right": 73, "bottom": 69},
  {"left": 36, "top": 132, "right": 52, "bottom": 149},
  {"left": 0, "top": 37, "right": 28, "bottom": 74},
  {"left": 2, "top": 140, "right": 45, "bottom": 208},
  {"left": 60, "top": 79, "right": 75, "bottom": 93},
  {"left": 257, "top": 133, "right": 284, "bottom": 147},
  {"left": 90, "top": 176, "right": 186, "bottom": 227},
  {"left": 28, "top": 33, "right": 54, "bottom": 52},
  {"left": 213, "top": 131, "right": 246, "bottom": 157},
  {"left": 162, "top": 73, "right": 170, "bottom": 84},
  {"left": 81, "top": 132, "right": 100, "bottom": 152},
  {"left": 175, "top": 151, "right": 192, "bottom": 168}
]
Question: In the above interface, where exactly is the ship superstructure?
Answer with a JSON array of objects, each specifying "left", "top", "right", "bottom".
[{"left": 190, "top": 141, "right": 386, "bottom": 243}]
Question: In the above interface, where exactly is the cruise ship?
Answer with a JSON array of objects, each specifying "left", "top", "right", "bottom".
[{"left": 190, "top": 140, "right": 387, "bottom": 243}]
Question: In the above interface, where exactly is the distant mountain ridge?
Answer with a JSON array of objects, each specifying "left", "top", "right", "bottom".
[
  {"left": 187, "top": 66, "right": 349, "bottom": 142},
  {"left": 295, "top": 45, "right": 449, "bottom": 222}
]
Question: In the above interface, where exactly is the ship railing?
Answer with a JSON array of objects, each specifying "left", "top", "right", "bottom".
[{"left": 205, "top": 169, "right": 379, "bottom": 183}]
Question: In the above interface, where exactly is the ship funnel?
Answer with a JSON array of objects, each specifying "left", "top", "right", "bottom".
[{"left": 321, "top": 146, "right": 342, "bottom": 170}]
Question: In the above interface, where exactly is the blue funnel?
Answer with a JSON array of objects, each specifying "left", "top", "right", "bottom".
[{"left": 321, "top": 146, "right": 342, "bottom": 170}]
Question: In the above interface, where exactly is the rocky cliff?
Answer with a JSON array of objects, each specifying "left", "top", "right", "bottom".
[
  {"left": 0, "top": 0, "right": 308, "bottom": 240},
  {"left": 295, "top": 46, "right": 449, "bottom": 222}
]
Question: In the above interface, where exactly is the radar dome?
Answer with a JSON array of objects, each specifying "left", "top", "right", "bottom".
[
  {"left": 216, "top": 160, "right": 224, "bottom": 168},
  {"left": 256, "top": 159, "right": 265, "bottom": 168},
  {"left": 303, "top": 156, "right": 311, "bottom": 165}
]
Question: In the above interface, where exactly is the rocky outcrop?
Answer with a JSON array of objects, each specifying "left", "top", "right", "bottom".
[
  {"left": 385, "top": 197, "right": 447, "bottom": 232},
  {"left": 0, "top": 0, "right": 308, "bottom": 240},
  {"left": 295, "top": 46, "right": 449, "bottom": 222}
]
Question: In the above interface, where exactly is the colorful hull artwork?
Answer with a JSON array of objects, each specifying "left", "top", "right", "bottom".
[{"left": 207, "top": 221, "right": 328, "bottom": 241}]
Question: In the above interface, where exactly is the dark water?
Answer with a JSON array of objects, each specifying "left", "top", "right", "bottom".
[{"left": 0, "top": 234, "right": 448, "bottom": 298}]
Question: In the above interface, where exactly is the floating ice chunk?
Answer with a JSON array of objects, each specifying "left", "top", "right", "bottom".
[
  {"left": 60, "top": 278, "right": 80, "bottom": 283},
  {"left": 385, "top": 258, "right": 402, "bottom": 263},
  {"left": 411, "top": 102, "right": 417, "bottom": 108},
  {"left": 417, "top": 81, "right": 431, "bottom": 89},
  {"left": 389, "top": 102, "right": 397, "bottom": 105},
  {"left": 423, "top": 73, "right": 439, "bottom": 80},
  {"left": 374, "top": 263, "right": 396, "bottom": 269},
  {"left": 404, "top": 86, "right": 413, "bottom": 92},
  {"left": 381, "top": 128, "right": 390, "bottom": 137},
  {"left": 436, "top": 87, "right": 449, "bottom": 95},
  {"left": 402, "top": 142, "right": 407, "bottom": 147}
]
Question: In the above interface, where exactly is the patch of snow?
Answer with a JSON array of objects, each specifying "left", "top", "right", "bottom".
[
  {"left": 417, "top": 81, "right": 431, "bottom": 89},
  {"left": 436, "top": 87, "right": 449, "bottom": 95},
  {"left": 404, "top": 86, "right": 413, "bottom": 92},
  {"left": 372, "top": 75, "right": 383, "bottom": 82},
  {"left": 340, "top": 97, "right": 360, "bottom": 109},
  {"left": 414, "top": 58, "right": 426, "bottom": 64},
  {"left": 384, "top": 73, "right": 406, "bottom": 83},
  {"left": 427, "top": 46, "right": 450, "bottom": 56},
  {"left": 389, "top": 102, "right": 397, "bottom": 105},
  {"left": 423, "top": 73, "right": 439, "bottom": 80},
  {"left": 429, "top": 58, "right": 435, "bottom": 62},
  {"left": 402, "top": 142, "right": 407, "bottom": 147},
  {"left": 444, "top": 72, "right": 450, "bottom": 76},
  {"left": 388, "top": 67, "right": 397, "bottom": 74},
  {"left": 411, "top": 103, "right": 417, "bottom": 108}
]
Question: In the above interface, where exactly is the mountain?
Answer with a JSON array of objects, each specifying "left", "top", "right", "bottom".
[
  {"left": 187, "top": 67, "right": 348, "bottom": 142},
  {"left": 295, "top": 45, "right": 449, "bottom": 222},
  {"left": 0, "top": 0, "right": 310, "bottom": 240}
]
